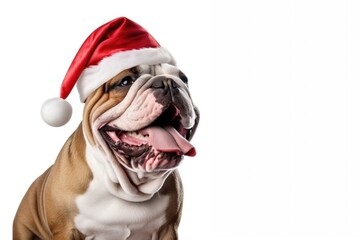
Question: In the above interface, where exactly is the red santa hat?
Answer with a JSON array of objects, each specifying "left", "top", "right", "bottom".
[{"left": 41, "top": 17, "right": 175, "bottom": 127}]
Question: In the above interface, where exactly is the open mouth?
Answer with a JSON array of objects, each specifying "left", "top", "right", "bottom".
[{"left": 100, "top": 104, "right": 196, "bottom": 172}]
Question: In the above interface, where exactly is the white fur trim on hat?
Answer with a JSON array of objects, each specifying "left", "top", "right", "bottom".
[{"left": 76, "top": 47, "right": 176, "bottom": 102}]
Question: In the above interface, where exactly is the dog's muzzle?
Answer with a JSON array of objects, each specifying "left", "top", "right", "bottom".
[{"left": 98, "top": 73, "right": 198, "bottom": 173}]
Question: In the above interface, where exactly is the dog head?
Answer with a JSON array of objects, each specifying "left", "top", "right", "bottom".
[{"left": 82, "top": 63, "right": 199, "bottom": 187}]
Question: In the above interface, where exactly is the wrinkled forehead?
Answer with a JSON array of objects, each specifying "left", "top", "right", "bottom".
[{"left": 103, "top": 63, "right": 187, "bottom": 94}]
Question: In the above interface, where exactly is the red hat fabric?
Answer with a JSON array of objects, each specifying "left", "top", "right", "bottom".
[{"left": 41, "top": 17, "right": 175, "bottom": 127}]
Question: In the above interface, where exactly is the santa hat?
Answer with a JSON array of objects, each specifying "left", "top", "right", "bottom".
[{"left": 41, "top": 17, "right": 175, "bottom": 127}]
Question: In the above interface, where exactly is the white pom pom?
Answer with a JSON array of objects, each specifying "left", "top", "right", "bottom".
[{"left": 41, "top": 97, "right": 72, "bottom": 127}]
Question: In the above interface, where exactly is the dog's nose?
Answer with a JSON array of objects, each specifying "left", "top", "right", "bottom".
[{"left": 151, "top": 77, "right": 179, "bottom": 91}]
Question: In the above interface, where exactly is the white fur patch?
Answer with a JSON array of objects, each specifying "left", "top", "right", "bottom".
[{"left": 75, "top": 146, "right": 170, "bottom": 239}]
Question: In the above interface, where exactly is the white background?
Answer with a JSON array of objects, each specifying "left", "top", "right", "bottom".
[{"left": 1, "top": 0, "right": 360, "bottom": 239}]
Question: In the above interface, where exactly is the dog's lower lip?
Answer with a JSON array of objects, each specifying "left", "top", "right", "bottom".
[{"left": 114, "top": 142, "right": 150, "bottom": 157}]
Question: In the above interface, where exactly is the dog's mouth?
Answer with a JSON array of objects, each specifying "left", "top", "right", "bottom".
[{"left": 100, "top": 104, "right": 196, "bottom": 172}]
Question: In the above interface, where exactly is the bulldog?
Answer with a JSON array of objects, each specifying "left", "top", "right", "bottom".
[{"left": 13, "top": 62, "right": 199, "bottom": 239}]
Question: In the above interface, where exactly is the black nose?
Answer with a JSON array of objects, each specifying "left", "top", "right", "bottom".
[{"left": 151, "top": 78, "right": 165, "bottom": 89}]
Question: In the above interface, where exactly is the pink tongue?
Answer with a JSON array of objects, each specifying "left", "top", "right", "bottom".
[{"left": 139, "top": 126, "right": 196, "bottom": 156}]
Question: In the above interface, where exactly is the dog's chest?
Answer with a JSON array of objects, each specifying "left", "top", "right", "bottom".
[{"left": 74, "top": 179, "right": 169, "bottom": 240}]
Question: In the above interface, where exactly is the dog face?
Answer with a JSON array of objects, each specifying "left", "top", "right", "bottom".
[{"left": 83, "top": 63, "right": 199, "bottom": 175}]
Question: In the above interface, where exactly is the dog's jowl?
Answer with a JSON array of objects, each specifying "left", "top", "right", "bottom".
[{"left": 13, "top": 17, "right": 199, "bottom": 240}]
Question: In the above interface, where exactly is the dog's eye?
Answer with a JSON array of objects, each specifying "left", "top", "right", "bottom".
[
  {"left": 118, "top": 76, "right": 135, "bottom": 87},
  {"left": 105, "top": 75, "right": 136, "bottom": 92},
  {"left": 179, "top": 71, "right": 188, "bottom": 84}
]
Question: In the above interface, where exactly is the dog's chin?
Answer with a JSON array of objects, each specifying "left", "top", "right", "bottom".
[{"left": 99, "top": 104, "right": 196, "bottom": 173}]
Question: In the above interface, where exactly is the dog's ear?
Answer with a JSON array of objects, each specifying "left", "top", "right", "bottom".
[{"left": 187, "top": 106, "right": 200, "bottom": 141}]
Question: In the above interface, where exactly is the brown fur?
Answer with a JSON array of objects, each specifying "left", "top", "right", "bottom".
[{"left": 13, "top": 125, "right": 90, "bottom": 239}]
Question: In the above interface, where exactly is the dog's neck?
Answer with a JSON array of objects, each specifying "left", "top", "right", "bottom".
[{"left": 107, "top": 168, "right": 172, "bottom": 202}]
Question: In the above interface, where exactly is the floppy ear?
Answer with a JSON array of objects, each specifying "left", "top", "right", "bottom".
[{"left": 188, "top": 106, "right": 200, "bottom": 141}]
